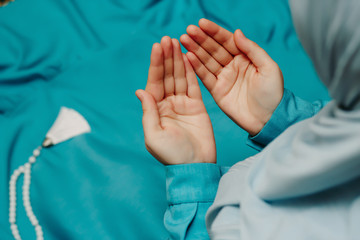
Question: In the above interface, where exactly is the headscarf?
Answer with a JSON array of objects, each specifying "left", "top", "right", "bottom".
[
  {"left": 207, "top": 1, "right": 360, "bottom": 238},
  {"left": 250, "top": 0, "right": 360, "bottom": 200},
  {"left": 291, "top": 0, "right": 360, "bottom": 110}
]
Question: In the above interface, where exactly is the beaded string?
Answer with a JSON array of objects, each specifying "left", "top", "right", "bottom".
[
  {"left": 9, "top": 146, "right": 44, "bottom": 240},
  {"left": 8, "top": 107, "right": 91, "bottom": 240}
]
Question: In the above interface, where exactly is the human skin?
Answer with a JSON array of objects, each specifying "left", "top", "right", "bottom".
[
  {"left": 136, "top": 37, "right": 216, "bottom": 165},
  {"left": 137, "top": 19, "right": 284, "bottom": 165},
  {"left": 181, "top": 19, "right": 284, "bottom": 136}
]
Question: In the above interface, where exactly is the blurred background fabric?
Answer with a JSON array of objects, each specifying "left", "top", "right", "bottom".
[{"left": 0, "top": 0, "right": 329, "bottom": 239}]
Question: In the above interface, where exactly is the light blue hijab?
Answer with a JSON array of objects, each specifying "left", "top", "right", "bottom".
[
  {"left": 207, "top": 0, "right": 360, "bottom": 239},
  {"left": 252, "top": 0, "right": 360, "bottom": 200},
  {"left": 291, "top": 0, "right": 360, "bottom": 110}
]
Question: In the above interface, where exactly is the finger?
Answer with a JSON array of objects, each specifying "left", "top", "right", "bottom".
[
  {"left": 172, "top": 39, "right": 187, "bottom": 95},
  {"left": 234, "top": 29, "right": 274, "bottom": 69},
  {"left": 186, "top": 52, "right": 217, "bottom": 93},
  {"left": 182, "top": 54, "right": 202, "bottom": 99},
  {"left": 186, "top": 25, "right": 233, "bottom": 66},
  {"left": 145, "top": 43, "right": 164, "bottom": 101},
  {"left": 135, "top": 90, "right": 162, "bottom": 133},
  {"left": 161, "top": 36, "right": 175, "bottom": 96},
  {"left": 198, "top": 18, "right": 241, "bottom": 56},
  {"left": 180, "top": 34, "right": 222, "bottom": 76}
]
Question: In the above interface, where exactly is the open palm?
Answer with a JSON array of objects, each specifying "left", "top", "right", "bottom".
[
  {"left": 181, "top": 19, "right": 284, "bottom": 136},
  {"left": 136, "top": 37, "right": 216, "bottom": 165}
]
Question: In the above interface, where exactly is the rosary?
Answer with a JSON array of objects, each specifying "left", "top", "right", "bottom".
[{"left": 9, "top": 107, "right": 91, "bottom": 240}]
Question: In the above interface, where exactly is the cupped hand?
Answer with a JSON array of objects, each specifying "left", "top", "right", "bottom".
[
  {"left": 136, "top": 37, "right": 216, "bottom": 165},
  {"left": 180, "top": 19, "right": 284, "bottom": 136}
]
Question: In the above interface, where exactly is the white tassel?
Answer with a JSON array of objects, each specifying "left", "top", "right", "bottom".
[
  {"left": 9, "top": 107, "right": 91, "bottom": 240},
  {"left": 42, "top": 107, "right": 91, "bottom": 147}
]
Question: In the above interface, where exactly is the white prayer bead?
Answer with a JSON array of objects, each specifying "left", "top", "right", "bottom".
[
  {"left": 9, "top": 211, "right": 16, "bottom": 218},
  {"left": 31, "top": 218, "right": 39, "bottom": 226},
  {"left": 9, "top": 196, "right": 16, "bottom": 202},
  {"left": 29, "top": 156, "right": 36, "bottom": 163},
  {"left": 13, "top": 232, "right": 20, "bottom": 240},
  {"left": 33, "top": 149, "right": 40, "bottom": 157},
  {"left": 23, "top": 199, "right": 30, "bottom": 207},
  {"left": 23, "top": 200, "right": 30, "bottom": 207},
  {"left": 25, "top": 205, "right": 32, "bottom": 212},
  {"left": 10, "top": 224, "right": 17, "bottom": 231},
  {"left": 30, "top": 215, "right": 36, "bottom": 222},
  {"left": 35, "top": 225, "right": 42, "bottom": 234},
  {"left": 8, "top": 108, "right": 90, "bottom": 239},
  {"left": 11, "top": 230, "right": 19, "bottom": 238},
  {"left": 9, "top": 153, "right": 44, "bottom": 240}
]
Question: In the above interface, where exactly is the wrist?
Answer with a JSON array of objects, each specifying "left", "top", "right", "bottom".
[
  {"left": 164, "top": 156, "right": 216, "bottom": 165},
  {"left": 249, "top": 90, "right": 284, "bottom": 136}
]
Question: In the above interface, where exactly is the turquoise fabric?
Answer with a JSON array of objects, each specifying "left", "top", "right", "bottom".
[
  {"left": 247, "top": 89, "right": 328, "bottom": 150},
  {"left": 164, "top": 90, "right": 326, "bottom": 239},
  {"left": 0, "top": 0, "right": 329, "bottom": 239},
  {"left": 165, "top": 164, "right": 223, "bottom": 240}
]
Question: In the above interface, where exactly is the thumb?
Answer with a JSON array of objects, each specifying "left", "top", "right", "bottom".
[
  {"left": 234, "top": 29, "right": 274, "bottom": 70},
  {"left": 135, "top": 90, "right": 162, "bottom": 134}
]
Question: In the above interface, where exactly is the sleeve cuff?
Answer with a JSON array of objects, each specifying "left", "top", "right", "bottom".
[
  {"left": 247, "top": 88, "right": 320, "bottom": 150},
  {"left": 166, "top": 163, "right": 222, "bottom": 205}
]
